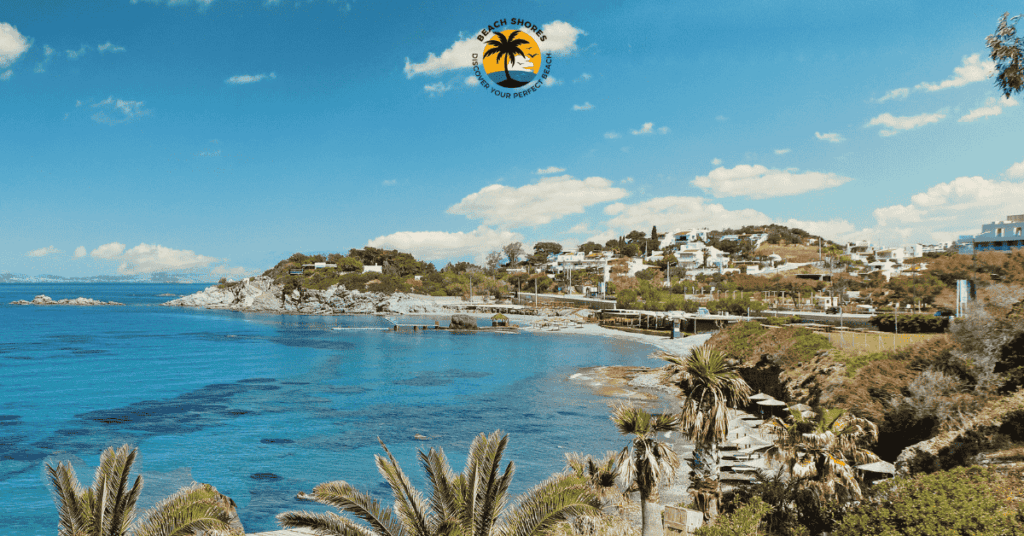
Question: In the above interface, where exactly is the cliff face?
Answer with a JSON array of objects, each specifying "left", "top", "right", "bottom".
[{"left": 161, "top": 276, "right": 453, "bottom": 315}]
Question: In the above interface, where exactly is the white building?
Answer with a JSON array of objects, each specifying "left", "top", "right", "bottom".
[
  {"left": 908, "top": 243, "right": 952, "bottom": 257},
  {"left": 674, "top": 245, "right": 729, "bottom": 270},
  {"left": 720, "top": 232, "right": 769, "bottom": 249},
  {"left": 672, "top": 229, "right": 710, "bottom": 248},
  {"left": 957, "top": 214, "right": 1024, "bottom": 254},
  {"left": 546, "top": 251, "right": 613, "bottom": 281}
]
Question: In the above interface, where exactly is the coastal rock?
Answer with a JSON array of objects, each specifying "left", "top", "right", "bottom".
[
  {"left": 449, "top": 314, "right": 478, "bottom": 330},
  {"left": 8, "top": 295, "right": 125, "bottom": 306}
]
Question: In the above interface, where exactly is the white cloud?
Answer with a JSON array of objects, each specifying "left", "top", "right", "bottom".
[
  {"left": 776, "top": 218, "right": 858, "bottom": 240},
  {"left": 44, "top": 44, "right": 54, "bottom": 56},
  {"left": 545, "top": 75, "right": 563, "bottom": 86},
  {"left": 91, "top": 97, "right": 150, "bottom": 125},
  {"left": 464, "top": 75, "right": 479, "bottom": 86},
  {"left": 604, "top": 132, "right": 621, "bottom": 139},
  {"left": 1006, "top": 159, "right": 1024, "bottom": 179},
  {"left": 711, "top": 158, "right": 722, "bottom": 165},
  {"left": 815, "top": 131, "right": 845, "bottom": 143},
  {"left": 958, "top": 96, "right": 1018, "bottom": 122},
  {"left": 866, "top": 111, "right": 945, "bottom": 136},
  {"left": 915, "top": 53, "right": 996, "bottom": 92},
  {"left": 631, "top": 122, "right": 655, "bottom": 135},
  {"left": 382, "top": 179, "right": 396, "bottom": 186},
  {"left": 210, "top": 265, "right": 251, "bottom": 277},
  {"left": 575, "top": 73, "right": 591, "bottom": 82},
  {"left": 35, "top": 45, "right": 54, "bottom": 73},
  {"left": 225, "top": 72, "right": 276, "bottom": 84},
  {"left": 774, "top": 148, "right": 791, "bottom": 155},
  {"left": 0, "top": 69, "right": 10, "bottom": 81},
  {"left": 114, "top": 243, "right": 219, "bottom": 275},
  {"left": 874, "top": 87, "right": 909, "bottom": 103},
  {"left": 447, "top": 175, "right": 629, "bottom": 227},
  {"left": 424, "top": 81, "right": 452, "bottom": 96},
  {"left": 0, "top": 22, "right": 30, "bottom": 68},
  {"left": 97, "top": 41, "right": 126, "bottom": 53},
  {"left": 692, "top": 164, "right": 853, "bottom": 199},
  {"left": 66, "top": 45, "right": 88, "bottom": 60},
  {"left": 621, "top": 177, "right": 633, "bottom": 183},
  {"left": 90, "top": 242, "right": 126, "bottom": 259},
  {"left": 536, "top": 166, "right": 565, "bottom": 175},
  {"left": 658, "top": 126, "right": 670, "bottom": 134},
  {"left": 404, "top": 20, "right": 584, "bottom": 78},
  {"left": 74, "top": 246, "right": 87, "bottom": 258},
  {"left": 367, "top": 225, "right": 523, "bottom": 263},
  {"left": 573, "top": 102, "right": 593, "bottom": 111},
  {"left": 27, "top": 246, "right": 59, "bottom": 257},
  {"left": 715, "top": 115, "right": 727, "bottom": 121},
  {"left": 599, "top": 197, "right": 772, "bottom": 236}
]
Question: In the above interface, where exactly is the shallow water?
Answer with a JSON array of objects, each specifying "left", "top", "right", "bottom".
[{"left": 0, "top": 284, "right": 669, "bottom": 535}]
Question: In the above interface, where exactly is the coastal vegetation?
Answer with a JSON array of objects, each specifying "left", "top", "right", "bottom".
[
  {"left": 277, "top": 431, "right": 601, "bottom": 536},
  {"left": 610, "top": 405, "right": 681, "bottom": 536},
  {"left": 46, "top": 444, "right": 240, "bottom": 536}
]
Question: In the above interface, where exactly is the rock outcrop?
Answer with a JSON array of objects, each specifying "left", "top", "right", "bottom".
[
  {"left": 9, "top": 295, "right": 125, "bottom": 306},
  {"left": 449, "top": 314, "right": 478, "bottom": 330},
  {"left": 161, "top": 276, "right": 526, "bottom": 316}
]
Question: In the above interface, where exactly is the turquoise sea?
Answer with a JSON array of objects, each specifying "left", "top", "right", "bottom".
[{"left": 0, "top": 284, "right": 669, "bottom": 535}]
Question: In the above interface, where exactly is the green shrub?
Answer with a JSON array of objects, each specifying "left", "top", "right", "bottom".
[
  {"left": 694, "top": 497, "right": 772, "bottom": 536},
  {"left": 760, "top": 315, "right": 801, "bottom": 326},
  {"left": 869, "top": 313, "right": 949, "bottom": 333},
  {"left": 835, "top": 466, "right": 1023, "bottom": 536}
]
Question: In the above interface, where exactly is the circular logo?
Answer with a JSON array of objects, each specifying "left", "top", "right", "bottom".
[{"left": 482, "top": 29, "right": 540, "bottom": 89}]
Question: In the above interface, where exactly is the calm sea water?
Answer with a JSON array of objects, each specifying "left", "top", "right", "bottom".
[{"left": 0, "top": 284, "right": 668, "bottom": 535}]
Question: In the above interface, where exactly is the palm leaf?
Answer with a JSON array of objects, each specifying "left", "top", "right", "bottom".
[
  {"left": 47, "top": 461, "right": 90, "bottom": 536},
  {"left": 133, "top": 483, "right": 235, "bottom": 536},
  {"left": 419, "top": 448, "right": 460, "bottom": 531},
  {"left": 277, "top": 510, "right": 375, "bottom": 536},
  {"left": 299, "top": 481, "right": 406, "bottom": 536},
  {"left": 376, "top": 441, "right": 432, "bottom": 536},
  {"left": 494, "top": 473, "right": 599, "bottom": 536}
]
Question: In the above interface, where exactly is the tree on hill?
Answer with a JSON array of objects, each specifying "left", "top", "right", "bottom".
[
  {"left": 626, "top": 230, "right": 646, "bottom": 243},
  {"left": 503, "top": 242, "right": 524, "bottom": 265},
  {"left": 887, "top": 274, "right": 944, "bottom": 312},
  {"left": 485, "top": 250, "right": 503, "bottom": 273},
  {"left": 533, "top": 241, "right": 563, "bottom": 257},
  {"left": 987, "top": 12, "right": 1024, "bottom": 98}
]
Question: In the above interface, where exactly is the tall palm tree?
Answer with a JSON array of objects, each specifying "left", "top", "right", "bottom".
[
  {"left": 46, "top": 444, "right": 240, "bottom": 536},
  {"left": 662, "top": 345, "right": 751, "bottom": 520},
  {"left": 483, "top": 31, "right": 530, "bottom": 87},
  {"left": 278, "top": 430, "right": 600, "bottom": 536},
  {"left": 610, "top": 404, "right": 681, "bottom": 536},
  {"left": 761, "top": 408, "right": 881, "bottom": 509},
  {"left": 563, "top": 451, "right": 621, "bottom": 506}
]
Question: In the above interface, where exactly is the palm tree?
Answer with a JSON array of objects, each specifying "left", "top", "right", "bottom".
[
  {"left": 483, "top": 31, "right": 530, "bottom": 87},
  {"left": 662, "top": 345, "right": 751, "bottom": 520},
  {"left": 610, "top": 404, "right": 681, "bottom": 536},
  {"left": 564, "top": 451, "right": 621, "bottom": 505},
  {"left": 761, "top": 408, "right": 881, "bottom": 510},
  {"left": 278, "top": 430, "right": 600, "bottom": 536},
  {"left": 46, "top": 444, "right": 240, "bottom": 536}
]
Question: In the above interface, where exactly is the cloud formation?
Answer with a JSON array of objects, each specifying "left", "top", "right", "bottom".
[
  {"left": 0, "top": 22, "right": 30, "bottom": 68},
  {"left": 74, "top": 246, "right": 87, "bottom": 258},
  {"left": 1006, "top": 159, "right": 1024, "bottom": 179},
  {"left": 97, "top": 42, "right": 126, "bottom": 53},
  {"left": 916, "top": 54, "right": 996, "bottom": 92},
  {"left": 88, "top": 242, "right": 220, "bottom": 274},
  {"left": 404, "top": 21, "right": 584, "bottom": 78},
  {"left": 774, "top": 148, "right": 791, "bottom": 155},
  {"left": 874, "top": 87, "right": 910, "bottom": 103},
  {"left": 367, "top": 225, "right": 523, "bottom": 263},
  {"left": 536, "top": 166, "right": 565, "bottom": 174},
  {"left": 598, "top": 197, "right": 771, "bottom": 238},
  {"left": 604, "top": 132, "right": 621, "bottom": 139},
  {"left": 226, "top": 72, "right": 276, "bottom": 84},
  {"left": 692, "top": 164, "right": 853, "bottom": 199},
  {"left": 0, "top": 69, "right": 10, "bottom": 81},
  {"left": 27, "top": 246, "right": 59, "bottom": 257},
  {"left": 424, "top": 81, "right": 452, "bottom": 96},
  {"left": 447, "top": 175, "right": 629, "bottom": 227},
  {"left": 66, "top": 45, "right": 88, "bottom": 60},
  {"left": 90, "top": 242, "right": 126, "bottom": 259},
  {"left": 866, "top": 111, "right": 945, "bottom": 136},
  {"left": 91, "top": 96, "right": 150, "bottom": 125},
  {"left": 959, "top": 96, "right": 1018, "bottom": 122},
  {"left": 573, "top": 102, "right": 593, "bottom": 111},
  {"left": 815, "top": 132, "right": 845, "bottom": 143}
]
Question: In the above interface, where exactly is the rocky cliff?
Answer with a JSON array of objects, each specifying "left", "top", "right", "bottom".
[
  {"left": 9, "top": 295, "right": 125, "bottom": 306},
  {"left": 160, "top": 276, "right": 533, "bottom": 316}
]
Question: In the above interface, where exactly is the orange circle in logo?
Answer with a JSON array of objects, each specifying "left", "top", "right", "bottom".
[{"left": 482, "top": 29, "right": 541, "bottom": 89}]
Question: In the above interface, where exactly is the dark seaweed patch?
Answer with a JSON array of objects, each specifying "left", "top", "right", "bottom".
[
  {"left": 321, "top": 385, "right": 370, "bottom": 395},
  {"left": 250, "top": 472, "right": 281, "bottom": 481},
  {"left": 238, "top": 378, "right": 276, "bottom": 384},
  {"left": 260, "top": 438, "right": 294, "bottom": 444},
  {"left": 394, "top": 369, "right": 491, "bottom": 387},
  {"left": 71, "top": 349, "right": 108, "bottom": 355},
  {"left": 223, "top": 409, "right": 253, "bottom": 417},
  {"left": 0, "top": 415, "right": 19, "bottom": 421},
  {"left": 74, "top": 382, "right": 251, "bottom": 434}
]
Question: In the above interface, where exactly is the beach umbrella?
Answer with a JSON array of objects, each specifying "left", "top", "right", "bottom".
[
  {"left": 789, "top": 403, "right": 812, "bottom": 412},
  {"left": 726, "top": 434, "right": 773, "bottom": 448},
  {"left": 856, "top": 461, "right": 896, "bottom": 474},
  {"left": 757, "top": 398, "right": 788, "bottom": 407},
  {"left": 749, "top": 392, "right": 772, "bottom": 401}
]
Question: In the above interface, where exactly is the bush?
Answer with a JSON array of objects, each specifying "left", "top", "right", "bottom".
[
  {"left": 760, "top": 315, "right": 801, "bottom": 326},
  {"left": 694, "top": 497, "right": 772, "bottom": 536},
  {"left": 835, "top": 466, "right": 1023, "bottom": 536},
  {"left": 869, "top": 313, "right": 949, "bottom": 333}
]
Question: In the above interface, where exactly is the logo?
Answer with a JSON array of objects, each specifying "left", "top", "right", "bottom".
[{"left": 471, "top": 18, "right": 552, "bottom": 99}]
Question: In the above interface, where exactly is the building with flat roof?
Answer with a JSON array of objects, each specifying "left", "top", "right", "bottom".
[{"left": 956, "top": 214, "right": 1024, "bottom": 254}]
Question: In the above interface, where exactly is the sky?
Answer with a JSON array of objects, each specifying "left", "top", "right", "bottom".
[{"left": 1, "top": 0, "right": 1022, "bottom": 279}]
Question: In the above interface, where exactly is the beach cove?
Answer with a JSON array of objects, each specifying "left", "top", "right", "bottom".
[{"left": 0, "top": 283, "right": 709, "bottom": 535}]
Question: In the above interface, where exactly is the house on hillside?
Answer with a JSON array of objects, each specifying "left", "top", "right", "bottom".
[
  {"left": 675, "top": 245, "right": 729, "bottom": 270},
  {"left": 720, "top": 232, "right": 769, "bottom": 249},
  {"left": 956, "top": 214, "right": 1024, "bottom": 254},
  {"left": 672, "top": 229, "right": 710, "bottom": 248}
]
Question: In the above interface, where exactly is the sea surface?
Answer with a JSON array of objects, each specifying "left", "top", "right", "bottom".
[{"left": 0, "top": 283, "right": 670, "bottom": 535}]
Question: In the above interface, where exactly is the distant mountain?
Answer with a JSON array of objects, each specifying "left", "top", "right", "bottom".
[{"left": 0, "top": 272, "right": 213, "bottom": 283}]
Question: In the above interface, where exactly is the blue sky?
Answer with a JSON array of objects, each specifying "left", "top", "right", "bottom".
[{"left": 1, "top": 0, "right": 1022, "bottom": 279}]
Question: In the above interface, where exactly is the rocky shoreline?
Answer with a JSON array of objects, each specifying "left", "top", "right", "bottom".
[
  {"left": 160, "top": 276, "right": 546, "bottom": 316},
  {"left": 9, "top": 295, "right": 125, "bottom": 306}
]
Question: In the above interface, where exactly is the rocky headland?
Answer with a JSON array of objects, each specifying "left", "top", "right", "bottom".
[
  {"left": 161, "top": 276, "right": 542, "bottom": 316},
  {"left": 9, "top": 295, "right": 125, "bottom": 306}
]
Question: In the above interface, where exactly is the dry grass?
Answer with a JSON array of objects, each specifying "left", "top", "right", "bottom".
[
  {"left": 755, "top": 243, "right": 822, "bottom": 264},
  {"left": 823, "top": 331, "right": 941, "bottom": 352}
]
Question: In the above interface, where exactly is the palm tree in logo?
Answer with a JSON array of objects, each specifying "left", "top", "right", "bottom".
[{"left": 484, "top": 30, "right": 531, "bottom": 88}]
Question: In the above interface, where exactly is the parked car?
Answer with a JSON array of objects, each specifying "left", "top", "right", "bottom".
[
  {"left": 697, "top": 307, "right": 710, "bottom": 316},
  {"left": 825, "top": 306, "right": 841, "bottom": 314}
]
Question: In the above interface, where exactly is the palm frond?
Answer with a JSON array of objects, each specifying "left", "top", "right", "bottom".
[
  {"left": 277, "top": 510, "right": 374, "bottom": 536},
  {"left": 297, "top": 480, "right": 406, "bottom": 536},
  {"left": 493, "top": 473, "right": 599, "bottom": 536},
  {"left": 376, "top": 440, "right": 432, "bottom": 536},
  {"left": 419, "top": 448, "right": 460, "bottom": 531},
  {"left": 133, "top": 482, "right": 235, "bottom": 536},
  {"left": 47, "top": 461, "right": 89, "bottom": 536}
]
